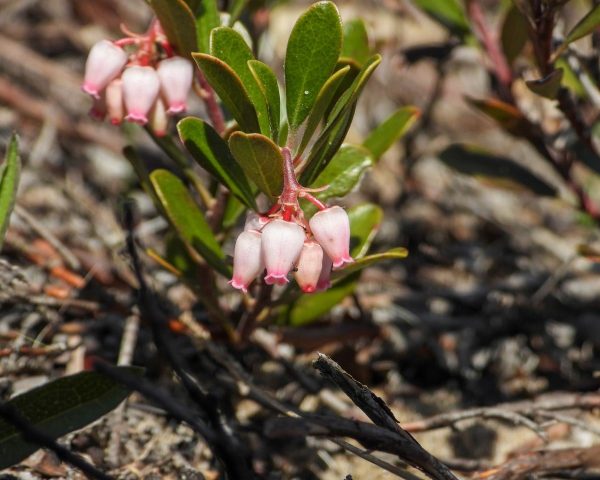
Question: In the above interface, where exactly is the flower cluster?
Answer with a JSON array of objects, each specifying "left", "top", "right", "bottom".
[
  {"left": 81, "top": 21, "right": 193, "bottom": 135},
  {"left": 230, "top": 149, "right": 353, "bottom": 294}
]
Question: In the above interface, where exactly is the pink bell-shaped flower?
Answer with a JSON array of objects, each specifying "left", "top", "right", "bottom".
[
  {"left": 229, "top": 230, "right": 264, "bottom": 293},
  {"left": 261, "top": 219, "right": 305, "bottom": 285},
  {"left": 294, "top": 241, "right": 324, "bottom": 293},
  {"left": 122, "top": 66, "right": 160, "bottom": 125},
  {"left": 157, "top": 56, "right": 193, "bottom": 114},
  {"left": 149, "top": 98, "right": 168, "bottom": 136},
  {"left": 82, "top": 40, "right": 128, "bottom": 99},
  {"left": 309, "top": 206, "right": 353, "bottom": 268},
  {"left": 105, "top": 79, "right": 124, "bottom": 125},
  {"left": 316, "top": 254, "right": 333, "bottom": 291}
]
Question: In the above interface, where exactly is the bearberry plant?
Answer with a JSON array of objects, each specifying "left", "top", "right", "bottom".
[{"left": 81, "top": 0, "right": 417, "bottom": 338}]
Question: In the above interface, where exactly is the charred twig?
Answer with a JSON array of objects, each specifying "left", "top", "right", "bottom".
[
  {"left": 0, "top": 402, "right": 114, "bottom": 480},
  {"left": 313, "top": 354, "right": 459, "bottom": 480}
]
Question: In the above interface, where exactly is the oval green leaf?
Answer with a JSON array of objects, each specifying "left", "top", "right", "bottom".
[
  {"left": 565, "top": 4, "right": 600, "bottom": 45},
  {"left": 210, "top": 27, "right": 270, "bottom": 136},
  {"left": 333, "top": 247, "right": 408, "bottom": 280},
  {"left": 412, "top": 0, "right": 470, "bottom": 36},
  {"left": 297, "top": 66, "right": 350, "bottom": 157},
  {"left": 229, "top": 132, "right": 284, "bottom": 199},
  {"left": 149, "top": 0, "right": 197, "bottom": 57},
  {"left": 248, "top": 60, "right": 281, "bottom": 141},
  {"left": 501, "top": 5, "right": 528, "bottom": 65},
  {"left": 285, "top": 1, "right": 343, "bottom": 130},
  {"left": 0, "top": 367, "right": 139, "bottom": 469},
  {"left": 363, "top": 106, "right": 420, "bottom": 161},
  {"left": 525, "top": 69, "right": 564, "bottom": 99},
  {"left": 348, "top": 202, "right": 384, "bottom": 258},
  {"left": 0, "top": 134, "right": 20, "bottom": 251},
  {"left": 341, "top": 18, "right": 371, "bottom": 65},
  {"left": 150, "top": 169, "right": 230, "bottom": 276},
  {"left": 183, "top": 0, "right": 220, "bottom": 53},
  {"left": 193, "top": 53, "right": 260, "bottom": 133},
  {"left": 177, "top": 117, "right": 257, "bottom": 209}
]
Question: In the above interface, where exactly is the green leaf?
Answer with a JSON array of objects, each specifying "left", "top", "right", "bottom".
[
  {"left": 150, "top": 169, "right": 230, "bottom": 276},
  {"left": 333, "top": 247, "right": 408, "bottom": 279},
  {"left": 466, "top": 97, "right": 529, "bottom": 136},
  {"left": 438, "top": 144, "right": 557, "bottom": 196},
  {"left": 229, "top": 132, "right": 283, "bottom": 199},
  {"left": 248, "top": 60, "right": 281, "bottom": 141},
  {"left": 222, "top": 195, "right": 247, "bottom": 229},
  {"left": 177, "top": 117, "right": 257, "bottom": 209},
  {"left": 309, "top": 144, "right": 373, "bottom": 205},
  {"left": 564, "top": 4, "right": 600, "bottom": 45},
  {"left": 298, "top": 66, "right": 350, "bottom": 157},
  {"left": 193, "top": 53, "right": 260, "bottom": 133},
  {"left": 363, "top": 106, "right": 420, "bottom": 161},
  {"left": 348, "top": 203, "right": 383, "bottom": 258},
  {"left": 526, "top": 69, "right": 564, "bottom": 99},
  {"left": 341, "top": 18, "right": 370, "bottom": 64},
  {"left": 286, "top": 273, "right": 359, "bottom": 326},
  {"left": 210, "top": 27, "right": 271, "bottom": 136},
  {"left": 301, "top": 55, "right": 381, "bottom": 184},
  {"left": 0, "top": 367, "right": 139, "bottom": 469},
  {"left": 183, "top": 0, "right": 220, "bottom": 54},
  {"left": 501, "top": 5, "right": 528, "bottom": 64},
  {"left": 412, "top": 0, "right": 470, "bottom": 36},
  {"left": 285, "top": 1, "right": 343, "bottom": 130},
  {"left": 149, "top": 0, "right": 197, "bottom": 57},
  {"left": 555, "top": 57, "right": 586, "bottom": 98},
  {"left": 0, "top": 134, "right": 20, "bottom": 251}
]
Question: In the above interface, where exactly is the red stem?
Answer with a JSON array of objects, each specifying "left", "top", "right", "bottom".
[{"left": 197, "top": 71, "right": 226, "bottom": 135}]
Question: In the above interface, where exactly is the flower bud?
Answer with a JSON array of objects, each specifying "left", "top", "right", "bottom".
[
  {"left": 149, "top": 98, "right": 168, "bottom": 136},
  {"left": 316, "top": 254, "right": 333, "bottom": 291},
  {"left": 261, "top": 219, "right": 305, "bottom": 285},
  {"left": 157, "top": 56, "right": 193, "bottom": 114},
  {"left": 229, "top": 230, "right": 264, "bottom": 293},
  {"left": 294, "top": 241, "right": 324, "bottom": 293},
  {"left": 309, "top": 206, "right": 353, "bottom": 268},
  {"left": 122, "top": 66, "right": 160, "bottom": 125},
  {"left": 82, "top": 40, "right": 128, "bottom": 99},
  {"left": 105, "top": 79, "right": 124, "bottom": 125}
]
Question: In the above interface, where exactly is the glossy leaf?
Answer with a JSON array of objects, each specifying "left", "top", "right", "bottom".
[
  {"left": 501, "top": 5, "right": 528, "bottom": 64},
  {"left": 363, "top": 106, "right": 420, "bottom": 161},
  {"left": 438, "top": 144, "right": 557, "bottom": 196},
  {"left": 341, "top": 18, "right": 370, "bottom": 64},
  {"left": 183, "top": 0, "right": 220, "bottom": 54},
  {"left": 333, "top": 247, "right": 408, "bottom": 279},
  {"left": 229, "top": 132, "right": 283, "bottom": 199},
  {"left": 210, "top": 27, "right": 270, "bottom": 136},
  {"left": 193, "top": 53, "right": 260, "bottom": 133},
  {"left": 287, "top": 273, "right": 359, "bottom": 326},
  {"left": 309, "top": 144, "right": 373, "bottom": 204},
  {"left": 0, "top": 368, "right": 139, "bottom": 469},
  {"left": 248, "top": 60, "right": 281, "bottom": 141},
  {"left": 412, "top": 0, "right": 470, "bottom": 36},
  {"left": 298, "top": 66, "right": 350, "bottom": 156},
  {"left": 177, "top": 117, "right": 257, "bottom": 209},
  {"left": 564, "top": 4, "right": 600, "bottom": 45},
  {"left": 150, "top": 169, "right": 230, "bottom": 276},
  {"left": 285, "top": 1, "right": 343, "bottom": 129},
  {"left": 301, "top": 55, "right": 381, "bottom": 184},
  {"left": 526, "top": 69, "right": 563, "bottom": 99},
  {"left": 0, "top": 134, "right": 20, "bottom": 250},
  {"left": 228, "top": 0, "right": 248, "bottom": 25},
  {"left": 149, "top": 0, "right": 197, "bottom": 57},
  {"left": 348, "top": 203, "right": 384, "bottom": 258}
]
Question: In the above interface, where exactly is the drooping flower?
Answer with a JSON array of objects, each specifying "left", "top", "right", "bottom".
[
  {"left": 105, "top": 79, "right": 124, "bottom": 125},
  {"left": 157, "top": 56, "right": 193, "bottom": 114},
  {"left": 261, "top": 219, "right": 305, "bottom": 285},
  {"left": 82, "top": 40, "right": 128, "bottom": 99},
  {"left": 149, "top": 98, "right": 168, "bottom": 136},
  {"left": 229, "top": 230, "right": 264, "bottom": 293},
  {"left": 309, "top": 206, "right": 353, "bottom": 268},
  {"left": 294, "top": 241, "right": 324, "bottom": 293},
  {"left": 122, "top": 66, "right": 160, "bottom": 125},
  {"left": 316, "top": 254, "right": 333, "bottom": 291}
]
